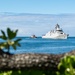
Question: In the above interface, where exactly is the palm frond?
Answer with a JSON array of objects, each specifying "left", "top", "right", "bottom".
[
  {"left": 0, "top": 30, "right": 7, "bottom": 40},
  {"left": 7, "top": 28, "right": 18, "bottom": 39},
  {"left": 12, "top": 44, "right": 17, "bottom": 50}
]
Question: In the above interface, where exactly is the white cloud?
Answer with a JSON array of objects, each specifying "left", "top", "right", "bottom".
[{"left": 0, "top": 13, "right": 75, "bottom": 37}]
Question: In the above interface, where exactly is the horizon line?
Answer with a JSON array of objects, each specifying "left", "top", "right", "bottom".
[{"left": 0, "top": 12, "right": 75, "bottom": 15}]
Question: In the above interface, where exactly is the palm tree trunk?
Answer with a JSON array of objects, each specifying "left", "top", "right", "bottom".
[{"left": 8, "top": 44, "right": 10, "bottom": 53}]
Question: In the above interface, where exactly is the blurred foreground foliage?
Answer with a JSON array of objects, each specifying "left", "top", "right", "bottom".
[
  {"left": 0, "top": 69, "right": 56, "bottom": 75},
  {"left": 0, "top": 28, "right": 21, "bottom": 54},
  {"left": 56, "top": 55, "right": 75, "bottom": 75}
]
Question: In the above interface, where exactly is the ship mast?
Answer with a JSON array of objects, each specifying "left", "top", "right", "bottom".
[{"left": 55, "top": 24, "right": 60, "bottom": 29}]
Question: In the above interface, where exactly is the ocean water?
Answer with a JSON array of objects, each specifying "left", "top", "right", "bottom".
[{"left": 3, "top": 37, "right": 75, "bottom": 54}]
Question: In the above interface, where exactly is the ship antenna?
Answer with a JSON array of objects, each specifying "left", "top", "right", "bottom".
[{"left": 55, "top": 24, "right": 60, "bottom": 29}]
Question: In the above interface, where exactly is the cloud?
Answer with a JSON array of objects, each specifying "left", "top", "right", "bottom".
[{"left": 0, "top": 13, "right": 75, "bottom": 36}]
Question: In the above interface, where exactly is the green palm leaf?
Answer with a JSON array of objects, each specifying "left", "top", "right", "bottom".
[
  {"left": 3, "top": 43, "right": 8, "bottom": 49},
  {"left": 0, "top": 42, "right": 5, "bottom": 49},
  {"left": 0, "top": 30, "right": 7, "bottom": 40},
  {"left": 7, "top": 28, "right": 18, "bottom": 39},
  {"left": 17, "top": 43, "right": 21, "bottom": 47},
  {"left": 11, "top": 39, "right": 21, "bottom": 50},
  {"left": 12, "top": 44, "right": 17, "bottom": 50},
  {"left": 15, "top": 39, "right": 21, "bottom": 43}
]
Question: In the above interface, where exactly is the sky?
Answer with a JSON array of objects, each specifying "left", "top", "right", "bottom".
[
  {"left": 0, "top": 0, "right": 75, "bottom": 14},
  {"left": 0, "top": 0, "right": 75, "bottom": 37}
]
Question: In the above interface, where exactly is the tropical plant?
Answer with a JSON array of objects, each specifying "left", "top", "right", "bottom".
[
  {"left": 56, "top": 55, "right": 75, "bottom": 75},
  {"left": 0, "top": 28, "right": 21, "bottom": 54}
]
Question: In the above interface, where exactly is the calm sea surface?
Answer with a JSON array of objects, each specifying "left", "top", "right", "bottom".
[{"left": 2, "top": 37, "right": 75, "bottom": 54}]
